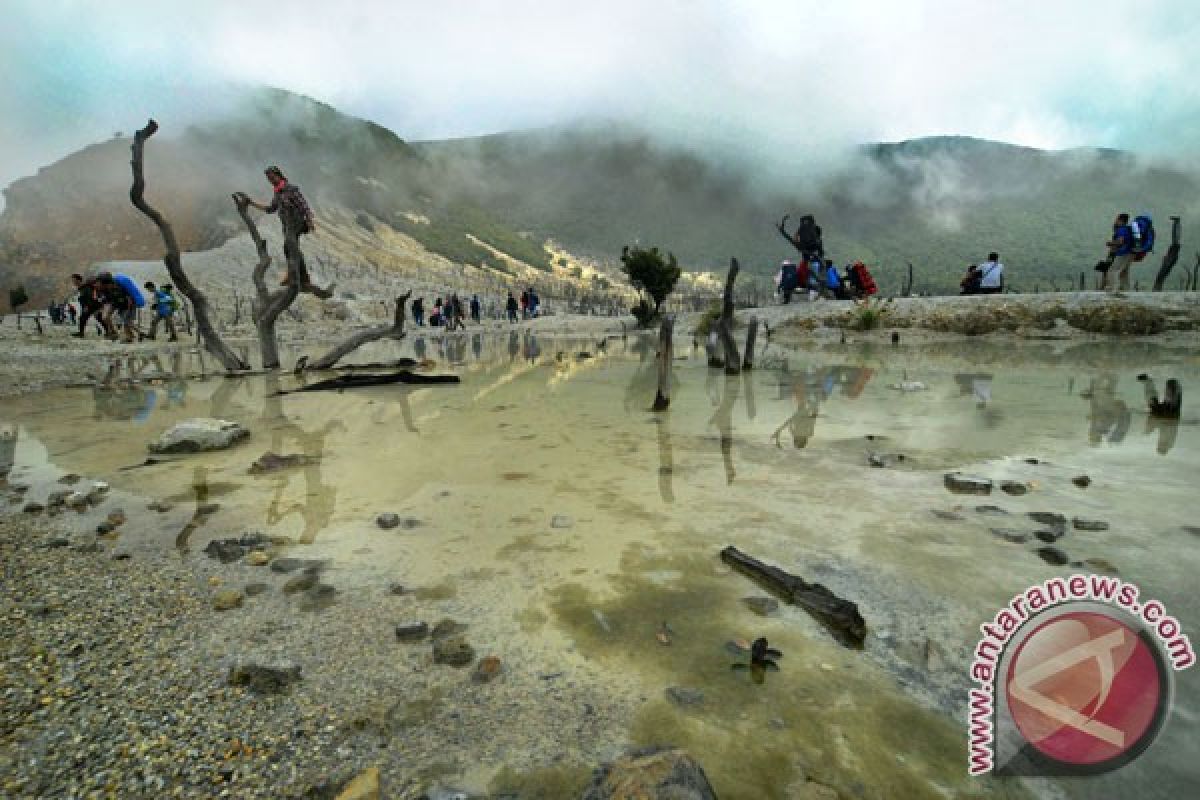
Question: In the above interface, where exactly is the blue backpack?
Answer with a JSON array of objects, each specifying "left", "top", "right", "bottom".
[
  {"left": 114, "top": 274, "right": 145, "bottom": 308},
  {"left": 1131, "top": 215, "right": 1155, "bottom": 258}
]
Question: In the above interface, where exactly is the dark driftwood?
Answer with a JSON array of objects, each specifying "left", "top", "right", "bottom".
[
  {"left": 1152, "top": 217, "right": 1182, "bottom": 292},
  {"left": 302, "top": 291, "right": 412, "bottom": 371},
  {"left": 717, "top": 259, "right": 741, "bottom": 374},
  {"left": 233, "top": 193, "right": 298, "bottom": 369},
  {"left": 274, "top": 370, "right": 459, "bottom": 396},
  {"left": 720, "top": 546, "right": 867, "bottom": 648},
  {"left": 652, "top": 315, "right": 674, "bottom": 411},
  {"left": 130, "top": 120, "right": 248, "bottom": 372}
]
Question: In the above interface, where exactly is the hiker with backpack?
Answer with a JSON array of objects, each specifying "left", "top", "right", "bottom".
[
  {"left": 70, "top": 273, "right": 112, "bottom": 339},
  {"left": 1102, "top": 212, "right": 1154, "bottom": 292},
  {"left": 776, "top": 214, "right": 825, "bottom": 261},
  {"left": 238, "top": 166, "right": 332, "bottom": 298},
  {"left": 143, "top": 281, "right": 179, "bottom": 341}
]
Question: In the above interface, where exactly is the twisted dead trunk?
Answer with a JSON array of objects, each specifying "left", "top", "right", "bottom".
[
  {"left": 130, "top": 120, "right": 248, "bottom": 371},
  {"left": 651, "top": 315, "right": 674, "bottom": 411},
  {"left": 233, "top": 193, "right": 298, "bottom": 369}
]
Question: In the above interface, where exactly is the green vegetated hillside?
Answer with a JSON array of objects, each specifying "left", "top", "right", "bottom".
[
  {"left": 4, "top": 85, "right": 1197, "bottom": 307},
  {"left": 417, "top": 128, "right": 1200, "bottom": 294}
]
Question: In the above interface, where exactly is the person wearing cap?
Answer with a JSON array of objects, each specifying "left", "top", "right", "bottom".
[{"left": 238, "top": 166, "right": 332, "bottom": 298}]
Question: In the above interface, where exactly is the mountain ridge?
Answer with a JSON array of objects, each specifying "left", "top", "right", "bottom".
[{"left": 3, "top": 86, "right": 1197, "bottom": 309}]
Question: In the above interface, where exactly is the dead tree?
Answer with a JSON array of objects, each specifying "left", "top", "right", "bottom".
[
  {"left": 233, "top": 193, "right": 298, "bottom": 369},
  {"left": 717, "top": 259, "right": 741, "bottom": 375},
  {"left": 742, "top": 316, "right": 758, "bottom": 370},
  {"left": 130, "top": 120, "right": 248, "bottom": 371},
  {"left": 651, "top": 315, "right": 674, "bottom": 411},
  {"left": 1152, "top": 216, "right": 1182, "bottom": 292},
  {"left": 903, "top": 262, "right": 914, "bottom": 296},
  {"left": 300, "top": 291, "right": 412, "bottom": 371}
]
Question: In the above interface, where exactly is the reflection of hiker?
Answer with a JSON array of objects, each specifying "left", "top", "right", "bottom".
[
  {"left": 143, "top": 281, "right": 178, "bottom": 341},
  {"left": 470, "top": 294, "right": 481, "bottom": 323},
  {"left": 773, "top": 376, "right": 819, "bottom": 448},
  {"left": 1103, "top": 213, "right": 1135, "bottom": 292},
  {"left": 954, "top": 373, "right": 993, "bottom": 407},
  {"left": 412, "top": 296, "right": 425, "bottom": 326},
  {"left": 976, "top": 253, "right": 1004, "bottom": 295},
  {"left": 506, "top": 291, "right": 519, "bottom": 323},
  {"left": 240, "top": 166, "right": 332, "bottom": 298}
]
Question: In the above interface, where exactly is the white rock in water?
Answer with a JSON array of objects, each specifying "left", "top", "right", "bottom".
[
  {"left": 90, "top": 481, "right": 110, "bottom": 494},
  {"left": 890, "top": 381, "right": 927, "bottom": 392},
  {"left": 149, "top": 418, "right": 250, "bottom": 454}
]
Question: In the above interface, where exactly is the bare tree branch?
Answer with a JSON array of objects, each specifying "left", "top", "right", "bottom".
[
  {"left": 301, "top": 291, "right": 412, "bottom": 371},
  {"left": 130, "top": 120, "right": 248, "bottom": 371}
]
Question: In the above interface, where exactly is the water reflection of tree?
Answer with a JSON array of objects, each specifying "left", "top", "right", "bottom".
[
  {"left": 0, "top": 423, "right": 17, "bottom": 480},
  {"left": 711, "top": 374, "right": 741, "bottom": 483},
  {"left": 261, "top": 374, "right": 341, "bottom": 544}
]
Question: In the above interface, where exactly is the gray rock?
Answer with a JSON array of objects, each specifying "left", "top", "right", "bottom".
[
  {"left": 46, "top": 489, "right": 72, "bottom": 508},
  {"left": 1000, "top": 481, "right": 1028, "bottom": 496},
  {"left": 1072, "top": 517, "right": 1110, "bottom": 531},
  {"left": 1035, "top": 530, "right": 1064, "bottom": 543},
  {"left": 432, "top": 635, "right": 475, "bottom": 667},
  {"left": 975, "top": 505, "right": 1009, "bottom": 515},
  {"left": 431, "top": 618, "right": 467, "bottom": 639},
  {"left": 227, "top": 662, "right": 302, "bottom": 693},
  {"left": 148, "top": 418, "right": 250, "bottom": 454},
  {"left": 297, "top": 584, "right": 338, "bottom": 612},
  {"left": 283, "top": 570, "right": 320, "bottom": 595},
  {"left": 213, "top": 589, "right": 244, "bottom": 611},
  {"left": 581, "top": 747, "right": 718, "bottom": 800},
  {"left": 376, "top": 513, "right": 401, "bottom": 529},
  {"left": 741, "top": 596, "right": 780, "bottom": 616},
  {"left": 244, "top": 582, "right": 270, "bottom": 597},
  {"left": 387, "top": 582, "right": 409, "bottom": 596},
  {"left": 1072, "top": 475, "right": 1092, "bottom": 488},
  {"left": 57, "top": 473, "right": 81, "bottom": 485},
  {"left": 930, "top": 509, "right": 965, "bottom": 521},
  {"left": 551, "top": 514, "right": 574, "bottom": 529},
  {"left": 1037, "top": 547, "right": 1070, "bottom": 566},
  {"left": 991, "top": 528, "right": 1031, "bottom": 544},
  {"left": 43, "top": 536, "right": 70, "bottom": 548},
  {"left": 665, "top": 686, "right": 705, "bottom": 707},
  {"left": 65, "top": 491, "right": 88, "bottom": 510},
  {"left": 248, "top": 452, "right": 311, "bottom": 474},
  {"left": 395, "top": 622, "right": 430, "bottom": 641},
  {"left": 270, "top": 557, "right": 327, "bottom": 574},
  {"left": 421, "top": 788, "right": 470, "bottom": 800},
  {"left": 1028, "top": 512, "right": 1068, "bottom": 531},
  {"left": 944, "top": 473, "right": 992, "bottom": 494},
  {"left": 22, "top": 501, "right": 45, "bottom": 514}
]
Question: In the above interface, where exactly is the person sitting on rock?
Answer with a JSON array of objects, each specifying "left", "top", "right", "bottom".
[{"left": 976, "top": 253, "right": 1004, "bottom": 295}]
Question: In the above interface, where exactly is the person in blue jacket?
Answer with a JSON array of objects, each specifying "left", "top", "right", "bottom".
[{"left": 143, "top": 281, "right": 178, "bottom": 341}]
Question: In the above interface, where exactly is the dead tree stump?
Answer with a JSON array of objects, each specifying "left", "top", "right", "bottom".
[
  {"left": 301, "top": 291, "right": 412, "bottom": 371},
  {"left": 651, "top": 315, "right": 674, "bottom": 411},
  {"left": 717, "top": 259, "right": 741, "bottom": 375}
]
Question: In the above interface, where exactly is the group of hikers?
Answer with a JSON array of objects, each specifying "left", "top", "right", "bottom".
[
  {"left": 68, "top": 272, "right": 180, "bottom": 343},
  {"left": 773, "top": 214, "right": 878, "bottom": 302}
]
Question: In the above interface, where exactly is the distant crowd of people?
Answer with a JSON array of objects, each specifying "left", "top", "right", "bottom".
[
  {"left": 410, "top": 287, "right": 542, "bottom": 328},
  {"left": 773, "top": 214, "right": 879, "bottom": 302}
]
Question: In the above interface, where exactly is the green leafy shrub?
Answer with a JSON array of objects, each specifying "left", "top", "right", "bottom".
[{"left": 620, "top": 244, "right": 681, "bottom": 327}]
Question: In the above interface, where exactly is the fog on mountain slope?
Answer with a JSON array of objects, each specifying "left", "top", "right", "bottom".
[{"left": 3, "top": 87, "right": 1197, "bottom": 310}]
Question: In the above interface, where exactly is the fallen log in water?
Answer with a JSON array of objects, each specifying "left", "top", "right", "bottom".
[
  {"left": 720, "top": 546, "right": 866, "bottom": 648},
  {"left": 272, "top": 371, "right": 460, "bottom": 395}
]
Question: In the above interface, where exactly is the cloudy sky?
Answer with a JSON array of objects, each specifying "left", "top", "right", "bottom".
[{"left": 2, "top": 0, "right": 1198, "bottom": 194}]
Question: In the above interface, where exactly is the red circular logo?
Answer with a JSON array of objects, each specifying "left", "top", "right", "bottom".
[{"left": 1005, "top": 610, "right": 1167, "bottom": 769}]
